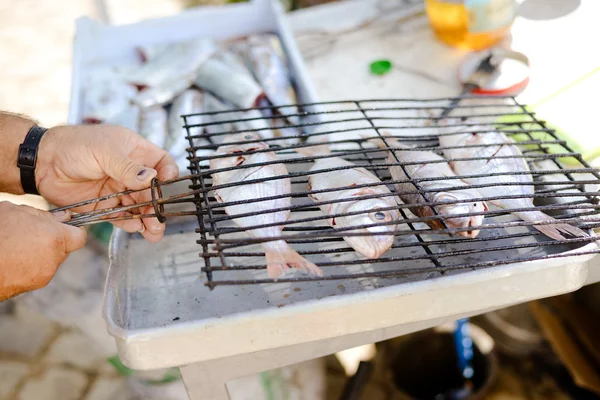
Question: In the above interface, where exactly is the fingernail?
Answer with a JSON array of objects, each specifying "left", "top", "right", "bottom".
[
  {"left": 150, "top": 223, "right": 165, "bottom": 232},
  {"left": 53, "top": 210, "right": 69, "bottom": 221},
  {"left": 138, "top": 225, "right": 145, "bottom": 233},
  {"left": 137, "top": 169, "right": 150, "bottom": 180}
]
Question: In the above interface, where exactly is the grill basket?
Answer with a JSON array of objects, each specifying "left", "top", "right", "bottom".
[{"left": 168, "top": 97, "right": 600, "bottom": 289}]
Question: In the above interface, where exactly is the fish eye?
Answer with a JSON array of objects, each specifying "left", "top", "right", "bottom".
[
  {"left": 244, "top": 134, "right": 253, "bottom": 140},
  {"left": 374, "top": 211, "right": 387, "bottom": 220}
]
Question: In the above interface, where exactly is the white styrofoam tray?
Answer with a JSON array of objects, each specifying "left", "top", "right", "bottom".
[{"left": 69, "top": 0, "right": 600, "bottom": 372}]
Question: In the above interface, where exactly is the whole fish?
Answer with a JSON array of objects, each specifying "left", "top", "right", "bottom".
[
  {"left": 139, "top": 106, "right": 167, "bottom": 149},
  {"left": 202, "top": 92, "right": 236, "bottom": 141},
  {"left": 194, "top": 57, "right": 264, "bottom": 109},
  {"left": 128, "top": 38, "right": 216, "bottom": 89},
  {"left": 104, "top": 103, "right": 140, "bottom": 132},
  {"left": 296, "top": 144, "right": 400, "bottom": 258},
  {"left": 530, "top": 159, "right": 596, "bottom": 218},
  {"left": 133, "top": 77, "right": 193, "bottom": 108},
  {"left": 82, "top": 78, "right": 137, "bottom": 124},
  {"left": 167, "top": 89, "right": 214, "bottom": 169},
  {"left": 232, "top": 35, "right": 301, "bottom": 143},
  {"left": 202, "top": 92, "right": 276, "bottom": 142},
  {"left": 231, "top": 35, "right": 299, "bottom": 124},
  {"left": 211, "top": 132, "right": 323, "bottom": 279},
  {"left": 213, "top": 49, "right": 255, "bottom": 79},
  {"left": 166, "top": 89, "right": 203, "bottom": 155},
  {"left": 370, "top": 136, "right": 488, "bottom": 238},
  {"left": 439, "top": 129, "right": 588, "bottom": 240},
  {"left": 256, "top": 97, "right": 301, "bottom": 146},
  {"left": 137, "top": 43, "right": 170, "bottom": 63}
]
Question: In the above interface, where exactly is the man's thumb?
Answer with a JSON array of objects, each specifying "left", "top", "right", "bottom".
[
  {"left": 104, "top": 156, "right": 157, "bottom": 189},
  {"left": 19, "top": 207, "right": 86, "bottom": 252}
]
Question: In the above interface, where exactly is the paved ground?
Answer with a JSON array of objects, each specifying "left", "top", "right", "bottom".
[{"left": 0, "top": 302, "right": 123, "bottom": 400}]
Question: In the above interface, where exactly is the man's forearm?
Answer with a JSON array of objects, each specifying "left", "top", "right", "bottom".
[{"left": 0, "top": 112, "right": 36, "bottom": 194}]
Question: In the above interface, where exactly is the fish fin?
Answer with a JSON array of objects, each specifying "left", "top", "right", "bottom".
[
  {"left": 365, "top": 132, "right": 408, "bottom": 150},
  {"left": 352, "top": 188, "right": 378, "bottom": 197},
  {"left": 514, "top": 211, "right": 589, "bottom": 240},
  {"left": 295, "top": 142, "right": 331, "bottom": 157},
  {"left": 264, "top": 241, "right": 324, "bottom": 279}
]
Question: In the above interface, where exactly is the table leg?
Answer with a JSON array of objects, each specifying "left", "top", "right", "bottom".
[
  {"left": 177, "top": 313, "right": 466, "bottom": 400},
  {"left": 180, "top": 362, "right": 230, "bottom": 400}
]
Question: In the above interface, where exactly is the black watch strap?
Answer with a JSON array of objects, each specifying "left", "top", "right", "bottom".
[{"left": 17, "top": 126, "right": 48, "bottom": 195}]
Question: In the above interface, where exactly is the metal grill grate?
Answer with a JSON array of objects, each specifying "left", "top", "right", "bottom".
[{"left": 176, "top": 97, "right": 600, "bottom": 289}]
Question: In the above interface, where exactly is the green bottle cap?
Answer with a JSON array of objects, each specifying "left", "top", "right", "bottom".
[{"left": 370, "top": 60, "right": 392, "bottom": 76}]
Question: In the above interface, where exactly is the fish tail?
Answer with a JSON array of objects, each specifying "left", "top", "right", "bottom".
[
  {"left": 295, "top": 142, "right": 331, "bottom": 157},
  {"left": 264, "top": 240, "right": 324, "bottom": 279},
  {"left": 514, "top": 211, "right": 589, "bottom": 240}
]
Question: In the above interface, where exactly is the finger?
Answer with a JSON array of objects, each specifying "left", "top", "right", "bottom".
[
  {"left": 68, "top": 178, "right": 123, "bottom": 214},
  {"left": 14, "top": 204, "right": 86, "bottom": 253},
  {"left": 139, "top": 205, "right": 165, "bottom": 238},
  {"left": 112, "top": 218, "right": 144, "bottom": 233},
  {"left": 120, "top": 194, "right": 136, "bottom": 207},
  {"left": 59, "top": 225, "right": 87, "bottom": 253},
  {"left": 130, "top": 186, "right": 152, "bottom": 215},
  {"left": 51, "top": 210, "right": 72, "bottom": 223},
  {"left": 128, "top": 137, "right": 178, "bottom": 181},
  {"left": 19, "top": 205, "right": 71, "bottom": 222},
  {"left": 155, "top": 152, "right": 179, "bottom": 181},
  {"left": 141, "top": 229, "right": 163, "bottom": 243},
  {"left": 92, "top": 180, "right": 128, "bottom": 213},
  {"left": 102, "top": 155, "right": 158, "bottom": 190}
]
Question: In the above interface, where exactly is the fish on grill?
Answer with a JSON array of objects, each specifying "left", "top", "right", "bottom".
[
  {"left": 439, "top": 128, "right": 589, "bottom": 240},
  {"left": 210, "top": 132, "right": 324, "bottom": 279},
  {"left": 370, "top": 135, "right": 488, "bottom": 238},
  {"left": 296, "top": 143, "right": 400, "bottom": 258}
]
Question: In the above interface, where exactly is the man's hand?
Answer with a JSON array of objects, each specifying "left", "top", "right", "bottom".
[
  {"left": 36, "top": 124, "right": 179, "bottom": 243},
  {"left": 0, "top": 201, "right": 86, "bottom": 301}
]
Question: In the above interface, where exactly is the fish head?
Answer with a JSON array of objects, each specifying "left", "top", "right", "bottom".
[
  {"left": 212, "top": 132, "right": 270, "bottom": 169},
  {"left": 435, "top": 191, "right": 488, "bottom": 238},
  {"left": 438, "top": 131, "right": 472, "bottom": 148},
  {"left": 336, "top": 199, "right": 399, "bottom": 259},
  {"left": 222, "top": 132, "right": 268, "bottom": 148},
  {"left": 438, "top": 122, "right": 501, "bottom": 151}
]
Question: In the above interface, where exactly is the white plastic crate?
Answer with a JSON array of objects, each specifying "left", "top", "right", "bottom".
[{"left": 68, "top": 0, "right": 319, "bottom": 125}]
